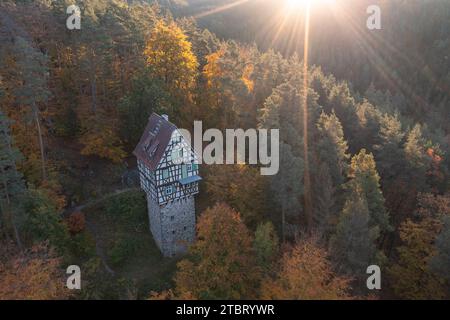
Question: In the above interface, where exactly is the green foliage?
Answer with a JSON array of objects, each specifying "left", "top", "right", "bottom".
[
  {"left": 68, "top": 231, "right": 96, "bottom": 260},
  {"left": 346, "top": 149, "right": 391, "bottom": 233},
  {"left": 23, "top": 188, "right": 70, "bottom": 255},
  {"left": 0, "top": 111, "right": 27, "bottom": 245},
  {"left": 79, "top": 257, "right": 133, "bottom": 300},
  {"left": 105, "top": 191, "right": 147, "bottom": 228},
  {"left": 431, "top": 215, "right": 450, "bottom": 282},
  {"left": 13, "top": 37, "right": 50, "bottom": 107},
  {"left": 109, "top": 233, "right": 145, "bottom": 266},
  {"left": 118, "top": 71, "right": 169, "bottom": 147},
  {"left": 312, "top": 162, "right": 337, "bottom": 236},
  {"left": 330, "top": 193, "right": 381, "bottom": 284},
  {"left": 253, "top": 222, "right": 279, "bottom": 271},
  {"left": 104, "top": 191, "right": 150, "bottom": 266},
  {"left": 316, "top": 111, "right": 349, "bottom": 188}
]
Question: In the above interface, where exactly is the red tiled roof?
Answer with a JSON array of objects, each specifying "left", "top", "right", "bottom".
[{"left": 133, "top": 113, "right": 177, "bottom": 171}]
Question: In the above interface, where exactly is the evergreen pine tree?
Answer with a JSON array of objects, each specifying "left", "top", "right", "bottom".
[
  {"left": 346, "top": 149, "right": 391, "bottom": 233},
  {"left": 330, "top": 191, "right": 380, "bottom": 283},
  {"left": 13, "top": 36, "right": 50, "bottom": 181},
  {"left": 0, "top": 110, "right": 27, "bottom": 249}
]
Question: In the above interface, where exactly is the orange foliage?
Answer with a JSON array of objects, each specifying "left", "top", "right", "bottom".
[
  {"left": 174, "top": 203, "right": 260, "bottom": 299},
  {"left": 261, "top": 239, "right": 352, "bottom": 300},
  {"left": 0, "top": 243, "right": 71, "bottom": 300},
  {"left": 66, "top": 211, "right": 86, "bottom": 235}
]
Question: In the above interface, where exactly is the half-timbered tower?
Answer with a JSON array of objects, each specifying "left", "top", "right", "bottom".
[{"left": 133, "top": 113, "right": 201, "bottom": 257}]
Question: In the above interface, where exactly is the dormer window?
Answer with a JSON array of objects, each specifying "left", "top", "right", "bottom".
[{"left": 148, "top": 141, "right": 159, "bottom": 158}]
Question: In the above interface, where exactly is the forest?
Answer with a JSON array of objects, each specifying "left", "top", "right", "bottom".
[{"left": 0, "top": 0, "right": 449, "bottom": 300}]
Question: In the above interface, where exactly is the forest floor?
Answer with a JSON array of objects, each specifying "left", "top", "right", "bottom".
[
  {"left": 82, "top": 194, "right": 179, "bottom": 297},
  {"left": 57, "top": 141, "right": 211, "bottom": 297}
]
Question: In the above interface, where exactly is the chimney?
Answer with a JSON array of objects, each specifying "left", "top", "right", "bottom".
[{"left": 162, "top": 114, "right": 169, "bottom": 121}]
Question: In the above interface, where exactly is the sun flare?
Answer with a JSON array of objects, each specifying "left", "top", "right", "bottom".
[
  {"left": 286, "top": 0, "right": 310, "bottom": 9},
  {"left": 285, "top": 0, "right": 335, "bottom": 11}
]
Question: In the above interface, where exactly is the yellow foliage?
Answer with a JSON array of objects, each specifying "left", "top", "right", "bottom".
[
  {"left": 174, "top": 203, "right": 260, "bottom": 299},
  {"left": 144, "top": 20, "right": 198, "bottom": 94},
  {"left": 242, "top": 63, "right": 255, "bottom": 93},
  {"left": 203, "top": 49, "right": 225, "bottom": 88}
]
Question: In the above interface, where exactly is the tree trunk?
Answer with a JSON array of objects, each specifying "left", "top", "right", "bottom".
[
  {"left": 281, "top": 204, "right": 286, "bottom": 243},
  {"left": 33, "top": 103, "right": 46, "bottom": 181},
  {"left": 0, "top": 180, "right": 23, "bottom": 251},
  {"left": 11, "top": 210, "right": 23, "bottom": 251}
]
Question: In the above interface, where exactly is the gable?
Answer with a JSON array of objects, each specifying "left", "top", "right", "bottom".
[
  {"left": 133, "top": 113, "right": 176, "bottom": 171},
  {"left": 157, "top": 129, "right": 199, "bottom": 170}
]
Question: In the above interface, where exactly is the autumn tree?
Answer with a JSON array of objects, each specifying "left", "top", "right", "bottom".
[
  {"left": 204, "top": 164, "right": 266, "bottom": 228},
  {"left": 431, "top": 215, "right": 450, "bottom": 283},
  {"left": 404, "top": 124, "right": 428, "bottom": 171},
  {"left": 13, "top": 36, "right": 50, "bottom": 181},
  {"left": 261, "top": 238, "right": 351, "bottom": 300},
  {"left": 0, "top": 242, "right": 70, "bottom": 300},
  {"left": 144, "top": 19, "right": 198, "bottom": 115},
  {"left": 388, "top": 193, "right": 450, "bottom": 299},
  {"left": 174, "top": 203, "right": 260, "bottom": 299}
]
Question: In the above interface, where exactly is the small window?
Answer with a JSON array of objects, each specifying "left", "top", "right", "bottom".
[
  {"left": 182, "top": 165, "right": 188, "bottom": 179},
  {"left": 165, "top": 186, "right": 173, "bottom": 195},
  {"left": 186, "top": 164, "right": 192, "bottom": 171},
  {"left": 183, "top": 226, "right": 187, "bottom": 231},
  {"left": 162, "top": 169, "right": 169, "bottom": 179},
  {"left": 172, "top": 230, "right": 176, "bottom": 235},
  {"left": 179, "top": 149, "right": 184, "bottom": 158},
  {"left": 192, "top": 163, "right": 198, "bottom": 171},
  {"left": 171, "top": 216, "right": 175, "bottom": 221}
]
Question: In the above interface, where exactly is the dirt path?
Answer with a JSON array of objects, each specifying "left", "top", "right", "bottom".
[
  {"left": 63, "top": 188, "right": 140, "bottom": 217},
  {"left": 63, "top": 188, "right": 140, "bottom": 276}
]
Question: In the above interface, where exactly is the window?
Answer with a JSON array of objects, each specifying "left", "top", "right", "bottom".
[
  {"left": 162, "top": 169, "right": 169, "bottom": 179},
  {"left": 165, "top": 186, "right": 173, "bottom": 195},
  {"left": 183, "top": 226, "right": 187, "bottom": 231},
  {"left": 172, "top": 230, "right": 176, "bottom": 235},
  {"left": 186, "top": 164, "right": 192, "bottom": 171},
  {"left": 192, "top": 163, "right": 198, "bottom": 171},
  {"left": 171, "top": 216, "right": 175, "bottom": 221},
  {"left": 181, "top": 165, "right": 188, "bottom": 179}
]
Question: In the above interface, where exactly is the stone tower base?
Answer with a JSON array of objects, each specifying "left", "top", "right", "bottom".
[{"left": 147, "top": 195, "right": 196, "bottom": 257}]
